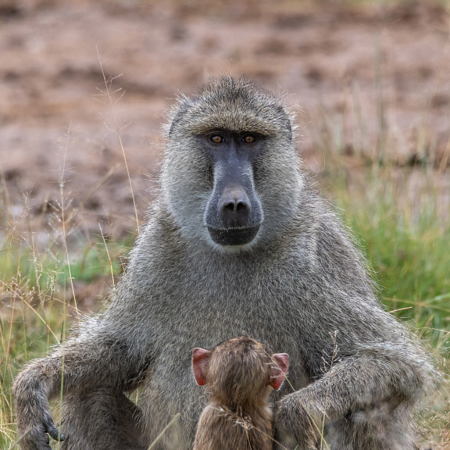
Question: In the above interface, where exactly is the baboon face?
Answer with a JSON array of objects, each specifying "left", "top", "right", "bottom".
[
  {"left": 199, "top": 130, "right": 264, "bottom": 246},
  {"left": 163, "top": 78, "right": 303, "bottom": 250}
]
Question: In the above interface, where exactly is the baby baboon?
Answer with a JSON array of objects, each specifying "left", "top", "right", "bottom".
[
  {"left": 14, "top": 77, "right": 433, "bottom": 450},
  {"left": 192, "top": 337, "right": 289, "bottom": 450}
]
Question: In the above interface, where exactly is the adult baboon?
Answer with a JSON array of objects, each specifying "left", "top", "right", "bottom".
[
  {"left": 14, "top": 77, "right": 432, "bottom": 450},
  {"left": 192, "top": 336, "right": 289, "bottom": 450}
]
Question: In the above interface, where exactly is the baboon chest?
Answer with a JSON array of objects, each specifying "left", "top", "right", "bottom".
[
  {"left": 141, "top": 290, "right": 308, "bottom": 448},
  {"left": 136, "top": 245, "right": 311, "bottom": 447}
]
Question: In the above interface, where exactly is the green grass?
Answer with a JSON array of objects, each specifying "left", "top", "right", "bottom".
[
  {"left": 332, "top": 169, "right": 450, "bottom": 345},
  {"left": 0, "top": 235, "right": 132, "bottom": 448}
]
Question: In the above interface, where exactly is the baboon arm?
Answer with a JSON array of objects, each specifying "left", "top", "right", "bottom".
[
  {"left": 276, "top": 343, "right": 432, "bottom": 446},
  {"left": 13, "top": 322, "right": 146, "bottom": 450}
]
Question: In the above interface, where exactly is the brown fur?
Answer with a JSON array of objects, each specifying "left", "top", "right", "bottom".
[{"left": 193, "top": 337, "right": 288, "bottom": 450}]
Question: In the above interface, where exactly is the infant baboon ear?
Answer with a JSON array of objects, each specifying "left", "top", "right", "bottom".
[
  {"left": 269, "top": 353, "right": 289, "bottom": 390},
  {"left": 192, "top": 348, "right": 212, "bottom": 386}
]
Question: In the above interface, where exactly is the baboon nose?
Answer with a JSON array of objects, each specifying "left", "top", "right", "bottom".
[{"left": 219, "top": 188, "right": 251, "bottom": 228}]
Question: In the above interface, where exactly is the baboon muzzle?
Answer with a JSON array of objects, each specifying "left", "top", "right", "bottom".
[{"left": 205, "top": 162, "right": 263, "bottom": 246}]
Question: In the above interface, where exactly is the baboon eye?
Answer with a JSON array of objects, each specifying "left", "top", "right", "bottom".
[
  {"left": 242, "top": 134, "right": 256, "bottom": 144},
  {"left": 210, "top": 135, "right": 224, "bottom": 144}
]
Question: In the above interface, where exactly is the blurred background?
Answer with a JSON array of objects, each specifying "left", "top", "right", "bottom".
[{"left": 1, "top": 0, "right": 449, "bottom": 447}]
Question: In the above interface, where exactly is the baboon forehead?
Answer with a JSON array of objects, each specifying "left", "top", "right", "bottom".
[{"left": 169, "top": 77, "right": 292, "bottom": 137}]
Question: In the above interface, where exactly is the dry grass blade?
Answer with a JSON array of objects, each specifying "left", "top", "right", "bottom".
[
  {"left": 147, "top": 413, "right": 180, "bottom": 450},
  {"left": 96, "top": 46, "right": 140, "bottom": 235}
]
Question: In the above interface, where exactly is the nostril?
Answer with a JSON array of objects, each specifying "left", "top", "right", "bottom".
[
  {"left": 218, "top": 188, "right": 251, "bottom": 227},
  {"left": 223, "top": 201, "right": 248, "bottom": 214},
  {"left": 236, "top": 202, "right": 248, "bottom": 212}
]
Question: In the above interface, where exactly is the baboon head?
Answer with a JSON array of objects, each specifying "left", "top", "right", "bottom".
[
  {"left": 192, "top": 337, "right": 289, "bottom": 406},
  {"left": 162, "top": 77, "right": 303, "bottom": 250}
]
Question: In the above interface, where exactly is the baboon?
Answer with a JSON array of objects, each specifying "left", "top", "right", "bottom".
[
  {"left": 14, "top": 77, "right": 433, "bottom": 450},
  {"left": 192, "top": 337, "right": 289, "bottom": 450}
]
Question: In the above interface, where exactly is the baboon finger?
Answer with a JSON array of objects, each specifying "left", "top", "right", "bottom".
[{"left": 45, "top": 420, "right": 65, "bottom": 441}]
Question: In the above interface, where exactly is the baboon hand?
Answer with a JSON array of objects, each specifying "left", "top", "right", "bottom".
[
  {"left": 17, "top": 410, "right": 65, "bottom": 450},
  {"left": 14, "top": 374, "right": 66, "bottom": 450},
  {"left": 13, "top": 358, "right": 68, "bottom": 449},
  {"left": 275, "top": 391, "right": 323, "bottom": 450},
  {"left": 16, "top": 411, "right": 65, "bottom": 450},
  {"left": 43, "top": 412, "right": 66, "bottom": 442}
]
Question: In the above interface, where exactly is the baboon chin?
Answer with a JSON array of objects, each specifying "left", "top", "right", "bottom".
[
  {"left": 207, "top": 225, "right": 261, "bottom": 247},
  {"left": 13, "top": 77, "right": 433, "bottom": 450}
]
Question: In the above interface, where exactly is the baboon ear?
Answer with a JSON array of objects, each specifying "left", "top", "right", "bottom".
[
  {"left": 269, "top": 353, "right": 289, "bottom": 390},
  {"left": 192, "top": 348, "right": 212, "bottom": 386}
]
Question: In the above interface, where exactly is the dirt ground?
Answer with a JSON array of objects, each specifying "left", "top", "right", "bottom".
[{"left": 1, "top": 0, "right": 449, "bottom": 238}]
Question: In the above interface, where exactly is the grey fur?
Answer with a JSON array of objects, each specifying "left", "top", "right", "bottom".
[{"left": 13, "top": 77, "right": 433, "bottom": 450}]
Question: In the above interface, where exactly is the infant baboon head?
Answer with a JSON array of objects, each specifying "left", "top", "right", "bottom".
[{"left": 192, "top": 337, "right": 289, "bottom": 407}]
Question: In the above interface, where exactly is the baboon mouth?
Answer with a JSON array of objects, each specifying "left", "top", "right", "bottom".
[{"left": 207, "top": 225, "right": 260, "bottom": 246}]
